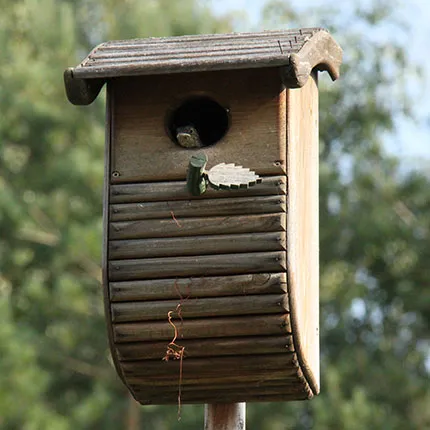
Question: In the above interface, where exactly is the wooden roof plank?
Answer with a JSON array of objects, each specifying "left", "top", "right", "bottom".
[{"left": 64, "top": 28, "right": 342, "bottom": 105}]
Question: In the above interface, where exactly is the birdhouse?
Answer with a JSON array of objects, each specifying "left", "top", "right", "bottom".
[{"left": 65, "top": 28, "right": 342, "bottom": 405}]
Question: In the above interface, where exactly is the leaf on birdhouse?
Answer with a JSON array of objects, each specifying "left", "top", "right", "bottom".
[{"left": 207, "top": 163, "right": 262, "bottom": 190}]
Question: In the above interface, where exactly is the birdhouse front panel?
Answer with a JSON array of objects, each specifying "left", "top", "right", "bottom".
[
  {"left": 109, "top": 67, "right": 285, "bottom": 183},
  {"left": 64, "top": 28, "right": 342, "bottom": 405}
]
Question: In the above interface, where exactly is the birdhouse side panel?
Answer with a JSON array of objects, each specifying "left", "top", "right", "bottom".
[
  {"left": 286, "top": 73, "right": 320, "bottom": 393},
  {"left": 109, "top": 68, "right": 286, "bottom": 182}
]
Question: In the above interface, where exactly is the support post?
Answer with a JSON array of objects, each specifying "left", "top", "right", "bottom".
[{"left": 204, "top": 403, "right": 246, "bottom": 430}]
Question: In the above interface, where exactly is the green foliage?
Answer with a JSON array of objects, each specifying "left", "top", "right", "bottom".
[
  {"left": 252, "top": 2, "right": 430, "bottom": 429},
  {"left": 0, "top": 0, "right": 231, "bottom": 428},
  {"left": 0, "top": 0, "right": 429, "bottom": 428}
]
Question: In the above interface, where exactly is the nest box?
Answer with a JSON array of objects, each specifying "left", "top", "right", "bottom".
[{"left": 65, "top": 28, "right": 342, "bottom": 405}]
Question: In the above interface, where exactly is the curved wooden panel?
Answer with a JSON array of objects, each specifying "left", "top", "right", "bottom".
[
  {"left": 109, "top": 231, "right": 285, "bottom": 260},
  {"left": 110, "top": 195, "right": 286, "bottom": 221},
  {"left": 111, "top": 294, "right": 289, "bottom": 323},
  {"left": 109, "top": 251, "right": 286, "bottom": 281},
  {"left": 110, "top": 213, "right": 285, "bottom": 240},
  {"left": 116, "top": 335, "right": 294, "bottom": 361},
  {"left": 113, "top": 314, "right": 292, "bottom": 343},
  {"left": 109, "top": 273, "right": 287, "bottom": 302}
]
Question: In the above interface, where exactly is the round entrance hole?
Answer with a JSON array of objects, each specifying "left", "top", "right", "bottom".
[{"left": 166, "top": 96, "right": 230, "bottom": 148}]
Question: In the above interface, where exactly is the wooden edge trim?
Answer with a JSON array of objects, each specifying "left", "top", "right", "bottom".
[
  {"left": 281, "top": 30, "right": 342, "bottom": 88},
  {"left": 285, "top": 73, "right": 319, "bottom": 396},
  {"left": 64, "top": 68, "right": 105, "bottom": 105},
  {"left": 284, "top": 281, "right": 319, "bottom": 395},
  {"left": 102, "top": 83, "right": 131, "bottom": 390}
]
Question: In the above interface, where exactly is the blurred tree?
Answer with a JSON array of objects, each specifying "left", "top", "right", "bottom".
[
  {"left": 0, "top": 0, "right": 232, "bottom": 428},
  {"left": 246, "top": 2, "right": 430, "bottom": 429},
  {"left": 1, "top": 0, "right": 429, "bottom": 429}
]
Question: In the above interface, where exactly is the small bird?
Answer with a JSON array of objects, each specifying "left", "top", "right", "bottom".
[{"left": 176, "top": 125, "right": 203, "bottom": 149}]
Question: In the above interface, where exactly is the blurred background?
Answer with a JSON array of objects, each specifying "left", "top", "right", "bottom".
[{"left": 0, "top": 0, "right": 429, "bottom": 428}]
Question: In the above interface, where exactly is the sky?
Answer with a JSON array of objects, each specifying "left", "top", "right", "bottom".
[{"left": 209, "top": 0, "right": 430, "bottom": 163}]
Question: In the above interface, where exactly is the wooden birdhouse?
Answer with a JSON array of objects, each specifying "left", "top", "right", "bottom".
[{"left": 65, "top": 28, "right": 342, "bottom": 405}]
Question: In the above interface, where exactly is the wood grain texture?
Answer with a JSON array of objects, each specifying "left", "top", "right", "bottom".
[
  {"left": 110, "top": 213, "right": 285, "bottom": 240},
  {"left": 131, "top": 378, "right": 311, "bottom": 405},
  {"left": 111, "top": 294, "right": 289, "bottom": 322},
  {"left": 109, "top": 231, "right": 285, "bottom": 260},
  {"left": 110, "top": 68, "right": 286, "bottom": 182},
  {"left": 110, "top": 175, "right": 286, "bottom": 204},
  {"left": 116, "top": 335, "right": 294, "bottom": 361},
  {"left": 102, "top": 83, "right": 129, "bottom": 386},
  {"left": 131, "top": 375, "right": 303, "bottom": 391},
  {"left": 113, "top": 314, "right": 292, "bottom": 343},
  {"left": 133, "top": 382, "right": 308, "bottom": 395},
  {"left": 127, "top": 367, "right": 300, "bottom": 387},
  {"left": 109, "top": 251, "right": 287, "bottom": 281},
  {"left": 286, "top": 73, "right": 320, "bottom": 393},
  {"left": 69, "top": 28, "right": 341, "bottom": 83},
  {"left": 109, "top": 273, "right": 287, "bottom": 302},
  {"left": 135, "top": 391, "right": 309, "bottom": 405},
  {"left": 121, "top": 353, "right": 296, "bottom": 377},
  {"left": 110, "top": 195, "right": 286, "bottom": 221}
]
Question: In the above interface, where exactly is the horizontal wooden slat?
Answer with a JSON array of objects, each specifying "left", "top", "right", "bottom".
[
  {"left": 111, "top": 294, "right": 289, "bottom": 323},
  {"left": 121, "top": 352, "right": 296, "bottom": 377},
  {"left": 136, "top": 390, "right": 312, "bottom": 405},
  {"left": 109, "top": 231, "right": 285, "bottom": 260},
  {"left": 110, "top": 195, "right": 286, "bottom": 221},
  {"left": 116, "top": 335, "right": 294, "bottom": 361},
  {"left": 113, "top": 314, "right": 291, "bottom": 343},
  {"left": 110, "top": 213, "right": 285, "bottom": 240},
  {"left": 110, "top": 273, "right": 287, "bottom": 302},
  {"left": 131, "top": 386, "right": 309, "bottom": 404},
  {"left": 127, "top": 367, "right": 300, "bottom": 387},
  {"left": 109, "top": 251, "right": 286, "bottom": 281},
  {"left": 131, "top": 382, "right": 308, "bottom": 396},
  {"left": 137, "top": 391, "right": 309, "bottom": 405},
  {"left": 110, "top": 176, "right": 286, "bottom": 204},
  {"left": 129, "top": 374, "right": 301, "bottom": 389}
]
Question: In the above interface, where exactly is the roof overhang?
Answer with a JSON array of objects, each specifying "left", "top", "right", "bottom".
[{"left": 65, "top": 28, "right": 342, "bottom": 105}]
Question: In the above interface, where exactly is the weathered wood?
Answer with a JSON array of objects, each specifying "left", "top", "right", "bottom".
[
  {"left": 129, "top": 372, "right": 302, "bottom": 389},
  {"left": 110, "top": 195, "right": 286, "bottom": 221},
  {"left": 134, "top": 382, "right": 307, "bottom": 396},
  {"left": 67, "top": 29, "right": 342, "bottom": 91},
  {"left": 187, "top": 153, "right": 208, "bottom": 196},
  {"left": 101, "top": 84, "right": 128, "bottom": 385},
  {"left": 286, "top": 73, "right": 320, "bottom": 394},
  {"left": 116, "top": 335, "right": 294, "bottom": 361},
  {"left": 133, "top": 388, "right": 310, "bottom": 405},
  {"left": 205, "top": 403, "right": 245, "bottom": 430},
  {"left": 67, "top": 29, "right": 342, "bottom": 84},
  {"left": 63, "top": 69, "right": 104, "bottom": 106},
  {"left": 110, "top": 68, "right": 286, "bottom": 182},
  {"left": 141, "top": 392, "right": 309, "bottom": 405},
  {"left": 110, "top": 273, "right": 287, "bottom": 302},
  {"left": 113, "top": 314, "right": 292, "bottom": 343},
  {"left": 109, "top": 231, "right": 285, "bottom": 260},
  {"left": 111, "top": 294, "right": 289, "bottom": 323},
  {"left": 109, "top": 251, "right": 287, "bottom": 281},
  {"left": 110, "top": 175, "right": 286, "bottom": 204},
  {"left": 126, "top": 367, "right": 300, "bottom": 387},
  {"left": 121, "top": 353, "right": 296, "bottom": 377},
  {"left": 110, "top": 213, "right": 285, "bottom": 240}
]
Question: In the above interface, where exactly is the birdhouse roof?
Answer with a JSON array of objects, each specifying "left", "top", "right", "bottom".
[{"left": 65, "top": 28, "right": 342, "bottom": 105}]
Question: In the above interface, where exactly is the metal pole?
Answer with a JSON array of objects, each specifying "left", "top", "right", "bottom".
[{"left": 204, "top": 403, "right": 246, "bottom": 430}]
